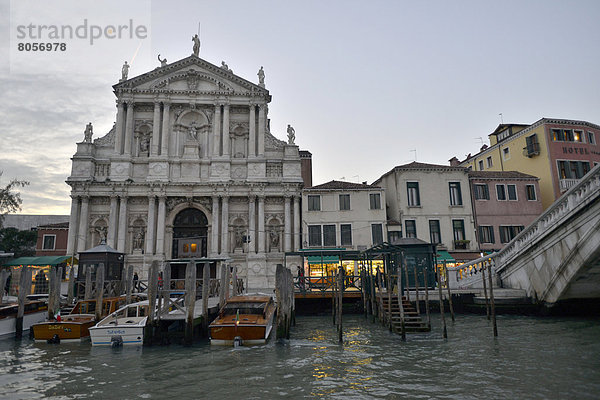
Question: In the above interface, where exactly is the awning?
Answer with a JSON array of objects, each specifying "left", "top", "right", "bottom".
[
  {"left": 307, "top": 255, "right": 340, "bottom": 265},
  {"left": 435, "top": 251, "right": 455, "bottom": 262},
  {"left": 2, "top": 255, "right": 76, "bottom": 267}
]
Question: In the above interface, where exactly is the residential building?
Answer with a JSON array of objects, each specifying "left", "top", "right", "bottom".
[
  {"left": 469, "top": 171, "right": 543, "bottom": 252},
  {"left": 454, "top": 118, "right": 600, "bottom": 209},
  {"left": 373, "top": 162, "right": 477, "bottom": 256},
  {"left": 302, "top": 180, "right": 387, "bottom": 250},
  {"left": 66, "top": 49, "right": 305, "bottom": 291},
  {"left": 35, "top": 222, "right": 69, "bottom": 256}
]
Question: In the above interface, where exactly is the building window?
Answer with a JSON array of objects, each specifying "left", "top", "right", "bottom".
[
  {"left": 502, "top": 147, "right": 510, "bottom": 160},
  {"left": 42, "top": 235, "right": 56, "bottom": 250},
  {"left": 496, "top": 184, "right": 507, "bottom": 201},
  {"left": 500, "top": 225, "right": 524, "bottom": 243},
  {"left": 323, "top": 225, "right": 336, "bottom": 247},
  {"left": 487, "top": 156, "right": 493, "bottom": 168},
  {"left": 340, "top": 224, "right": 352, "bottom": 246},
  {"left": 308, "top": 225, "right": 322, "bottom": 246},
  {"left": 369, "top": 193, "right": 381, "bottom": 210},
  {"left": 407, "top": 182, "right": 420, "bottom": 207},
  {"left": 452, "top": 220, "right": 466, "bottom": 248},
  {"left": 507, "top": 184, "right": 517, "bottom": 200},
  {"left": 478, "top": 226, "right": 495, "bottom": 244},
  {"left": 474, "top": 184, "right": 490, "bottom": 200},
  {"left": 388, "top": 231, "right": 401, "bottom": 243},
  {"left": 405, "top": 220, "right": 417, "bottom": 238},
  {"left": 553, "top": 128, "right": 583, "bottom": 142},
  {"left": 478, "top": 160, "right": 484, "bottom": 170},
  {"left": 587, "top": 131, "right": 596, "bottom": 145},
  {"left": 339, "top": 194, "right": 350, "bottom": 211},
  {"left": 308, "top": 195, "right": 321, "bottom": 211},
  {"left": 371, "top": 224, "right": 384, "bottom": 245},
  {"left": 558, "top": 160, "right": 591, "bottom": 179},
  {"left": 449, "top": 182, "right": 463, "bottom": 206},
  {"left": 429, "top": 220, "right": 441, "bottom": 244},
  {"left": 524, "top": 134, "right": 540, "bottom": 157},
  {"left": 526, "top": 185, "right": 537, "bottom": 201}
]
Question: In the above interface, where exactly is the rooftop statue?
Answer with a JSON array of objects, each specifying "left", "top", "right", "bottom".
[
  {"left": 84, "top": 122, "right": 93, "bottom": 143},
  {"left": 121, "top": 61, "right": 129, "bottom": 81},
  {"left": 287, "top": 124, "right": 295, "bottom": 145},
  {"left": 258, "top": 66, "right": 265, "bottom": 86},
  {"left": 192, "top": 34, "right": 200, "bottom": 56},
  {"left": 158, "top": 54, "right": 167, "bottom": 67},
  {"left": 221, "top": 61, "right": 232, "bottom": 73}
]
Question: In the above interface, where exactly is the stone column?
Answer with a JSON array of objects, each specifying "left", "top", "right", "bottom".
[
  {"left": 248, "top": 196, "right": 256, "bottom": 253},
  {"left": 114, "top": 100, "right": 125, "bottom": 154},
  {"left": 221, "top": 196, "right": 229, "bottom": 255},
  {"left": 155, "top": 196, "right": 166, "bottom": 256},
  {"left": 258, "top": 196, "right": 265, "bottom": 253},
  {"left": 161, "top": 102, "right": 170, "bottom": 156},
  {"left": 293, "top": 196, "right": 301, "bottom": 251},
  {"left": 213, "top": 103, "right": 221, "bottom": 156},
  {"left": 145, "top": 196, "right": 156, "bottom": 255},
  {"left": 284, "top": 196, "right": 291, "bottom": 252},
  {"left": 66, "top": 196, "right": 79, "bottom": 255},
  {"left": 258, "top": 104, "right": 265, "bottom": 157},
  {"left": 222, "top": 104, "right": 230, "bottom": 157},
  {"left": 248, "top": 104, "right": 256, "bottom": 157},
  {"left": 124, "top": 102, "right": 134, "bottom": 155},
  {"left": 76, "top": 196, "right": 89, "bottom": 253},
  {"left": 107, "top": 195, "right": 118, "bottom": 248},
  {"left": 151, "top": 101, "right": 161, "bottom": 156},
  {"left": 211, "top": 196, "right": 220, "bottom": 256},
  {"left": 117, "top": 196, "right": 128, "bottom": 252}
]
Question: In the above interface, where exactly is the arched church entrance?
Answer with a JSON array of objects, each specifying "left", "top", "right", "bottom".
[{"left": 172, "top": 208, "right": 208, "bottom": 259}]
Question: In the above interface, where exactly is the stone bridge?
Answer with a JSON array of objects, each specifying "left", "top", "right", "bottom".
[{"left": 451, "top": 164, "right": 600, "bottom": 308}]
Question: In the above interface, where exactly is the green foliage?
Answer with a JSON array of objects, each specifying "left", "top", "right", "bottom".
[
  {"left": 0, "top": 227, "right": 37, "bottom": 257},
  {"left": 0, "top": 171, "right": 29, "bottom": 228}
]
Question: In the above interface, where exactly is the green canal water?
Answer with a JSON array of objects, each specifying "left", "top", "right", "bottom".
[{"left": 1, "top": 314, "right": 599, "bottom": 399}]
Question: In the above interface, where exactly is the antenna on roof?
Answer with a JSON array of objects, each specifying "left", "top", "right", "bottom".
[
  {"left": 499, "top": 113, "right": 504, "bottom": 124},
  {"left": 475, "top": 137, "right": 483, "bottom": 145},
  {"left": 410, "top": 149, "right": 417, "bottom": 161}
]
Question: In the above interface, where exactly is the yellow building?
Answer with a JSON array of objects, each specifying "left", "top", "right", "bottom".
[{"left": 452, "top": 118, "right": 600, "bottom": 209}]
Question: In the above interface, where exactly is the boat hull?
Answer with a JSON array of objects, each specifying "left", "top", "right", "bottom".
[
  {"left": 0, "top": 310, "right": 47, "bottom": 339},
  {"left": 32, "top": 315, "right": 96, "bottom": 342},
  {"left": 89, "top": 325, "right": 145, "bottom": 346}
]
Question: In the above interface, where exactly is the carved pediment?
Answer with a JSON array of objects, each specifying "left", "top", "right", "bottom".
[{"left": 94, "top": 124, "right": 115, "bottom": 147}]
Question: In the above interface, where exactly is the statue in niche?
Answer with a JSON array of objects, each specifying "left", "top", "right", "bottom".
[
  {"left": 192, "top": 34, "right": 200, "bottom": 56},
  {"left": 133, "top": 228, "right": 145, "bottom": 250},
  {"left": 269, "top": 228, "right": 280, "bottom": 252},
  {"left": 234, "top": 228, "right": 245, "bottom": 250},
  {"left": 188, "top": 121, "right": 199, "bottom": 141},
  {"left": 84, "top": 122, "right": 93, "bottom": 142},
  {"left": 157, "top": 54, "right": 167, "bottom": 67},
  {"left": 121, "top": 61, "right": 129, "bottom": 80},
  {"left": 95, "top": 226, "right": 107, "bottom": 244},
  {"left": 257, "top": 66, "right": 265, "bottom": 86},
  {"left": 287, "top": 124, "right": 295, "bottom": 145},
  {"left": 139, "top": 135, "right": 150, "bottom": 153}
]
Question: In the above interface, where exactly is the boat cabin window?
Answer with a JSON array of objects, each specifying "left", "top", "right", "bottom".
[
  {"left": 80, "top": 302, "right": 96, "bottom": 314},
  {"left": 223, "top": 302, "right": 266, "bottom": 316}
]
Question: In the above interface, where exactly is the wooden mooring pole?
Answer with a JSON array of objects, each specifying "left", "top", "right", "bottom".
[
  {"left": 275, "top": 265, "right": 292, "bottom": 340},
  {"left": 436, "top": 264, "right": 448, "bottom": 339},
  {"left": 487, "top": 260, "right": 498, "bottom": 337},
  {"left": 0, "top": 270, "right": 9, "bottom": 298},
  {"left": 201, "top": 262, "right": 210, "bottom": 336},
  {"left": 84, "top": 265, "right": 93, "bottom": 300},
  {"left": 184, "top": 261, "right": 197, "bottom": 346},
  {"left": 125, "top": 265, "right": 133, "bottom": 305},
  {"left": 444, "top": 260, "right": 455, "bottom": 323},
  {"left": 145, "top": 260, "right": 159, "bottom": 345},
  {"left": 54, "top": 267, "right": 62, "bottom": 317},
  {"left": 15, "top": 266, "right": 32, "bottom": 338},
  {"left": 48, "top": 267, "right": 57, "bottom": 320},
  {"left": 219, "top": 263, "right": 227, "bottom": 309},
  {"left": 480, "top": 261, "right": 490, "bottom": 320},
  {"left": 396, "top": 261, "right": 406, "bottom": 342},
  {"left": 423, "top": 260, "right": 431, "bottom": 329},
  {"left": 337, "top": 267, "right": 343, "bottom": 343}
]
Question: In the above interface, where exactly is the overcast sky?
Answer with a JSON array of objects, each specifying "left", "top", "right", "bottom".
[{"left": 1, "top": 0, "right": 599, "bottom": 215}]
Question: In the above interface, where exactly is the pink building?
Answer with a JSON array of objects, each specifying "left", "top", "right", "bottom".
[
  {"left": 35, "top": 222, "right": 69, "bottom": 256},
  {"left": 469, "top": 171, "right": 543, "bottom": 252}
]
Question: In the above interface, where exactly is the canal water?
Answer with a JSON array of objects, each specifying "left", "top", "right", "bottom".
[{"left": 1, "top": 314, "right": 599, "bottom": 399}]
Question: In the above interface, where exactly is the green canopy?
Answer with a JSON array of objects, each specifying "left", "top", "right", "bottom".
[
  {"left": 307, "top": 255, "right": 340, "bottom": 265},
  {"left": 435, "top": 250, "right": 455, "bottom": 262},
  {"left": 2, "top": 255, "right": 75, "bottom": 267}
]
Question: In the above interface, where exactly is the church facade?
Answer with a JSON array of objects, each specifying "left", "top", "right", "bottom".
[{"left": 66, "top": 51, "right": 304, "bottom": 290}]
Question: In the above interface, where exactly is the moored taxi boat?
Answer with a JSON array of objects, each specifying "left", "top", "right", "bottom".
[
  {"left": 89, "top": 300, "right": 150, "bottom": 346},
  {"left": 0, "top": 297, "right": 48, "bottom": 338},
  {"left": 209, "top": 294, "right": 276, "bottom": 346}
]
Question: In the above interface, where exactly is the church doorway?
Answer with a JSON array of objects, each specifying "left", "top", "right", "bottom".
[{"left": 171, "top": 208, "right": 208, "bottom": 260}]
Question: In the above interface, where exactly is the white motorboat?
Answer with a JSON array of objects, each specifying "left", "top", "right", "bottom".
[
  {"left": 0, "top": 296, "right": 47, "bottom": 339},
  {"left": 89, "top": 300, "right": 149, "bottom": 346}
]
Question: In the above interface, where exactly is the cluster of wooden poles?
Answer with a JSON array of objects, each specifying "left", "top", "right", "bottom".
[{"left": 275, "top": 264, "right": 295, "bottom": 340}]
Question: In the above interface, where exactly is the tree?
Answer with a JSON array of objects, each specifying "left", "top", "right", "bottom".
[
  {"left": 0, "top": 227, "right": 37, "bottom": 257},
  {"left": 0, "top": 171, "right": 29, "bottom": 228}
]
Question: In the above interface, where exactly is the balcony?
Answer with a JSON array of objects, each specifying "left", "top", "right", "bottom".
[
  {"left": 523, "top": 142, "right": 540, "bottom": 157},
  {"left": 453, "top": 240, "right": 470, "bottom": 250},
  {"left": 560, "top": 178, "right": 580, "bottom": 192}
]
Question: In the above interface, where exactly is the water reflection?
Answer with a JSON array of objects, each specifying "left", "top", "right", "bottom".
[{"left": 0, "top": 314, "right": 599, "bottom": 399}]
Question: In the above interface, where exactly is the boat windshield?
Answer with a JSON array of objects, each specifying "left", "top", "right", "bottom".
[{"left": 223, "top": 302, "right": 266, "bottom": 315}]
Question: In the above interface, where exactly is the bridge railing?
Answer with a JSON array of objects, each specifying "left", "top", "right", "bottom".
[
  {"left": 495, "top": 163, "right": 600, "bottom": 273},
  {"left": 447, "top": 255, "right": 499, "bottom": 289}
]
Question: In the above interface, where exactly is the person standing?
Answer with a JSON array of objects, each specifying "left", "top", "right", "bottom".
[{"left": 133, "top": 271, "right": 139, "bottom": 292}]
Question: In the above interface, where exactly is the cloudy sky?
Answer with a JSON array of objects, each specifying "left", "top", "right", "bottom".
[{"left": 1, "top": 0, "right": 599, "bottom": 215}]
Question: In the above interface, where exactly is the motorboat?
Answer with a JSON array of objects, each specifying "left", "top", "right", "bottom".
[
  {"left": 209, "top": 294, "right": 276, "bottom": 346},
  {"left": 89, "top": 300, "right": 149, "bottom": 346},
  {"left": 0, "top": 296, "right": 47, "bottom": 339},
  {"left": 31, "top": 296, "right": 129, "bottom": 343}
]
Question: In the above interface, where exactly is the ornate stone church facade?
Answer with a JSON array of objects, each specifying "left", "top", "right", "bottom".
[{"left": 66, "top": 52, "right": 304, "bottom": 290}]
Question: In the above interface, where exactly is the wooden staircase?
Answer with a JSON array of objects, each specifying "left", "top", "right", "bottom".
[{"left": 379, "top": 293, "right": 431, "bottom": 334}]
